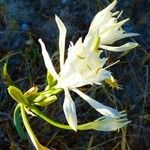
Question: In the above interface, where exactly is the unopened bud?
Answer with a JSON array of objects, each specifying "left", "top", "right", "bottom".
[
  {"left": 8, "top": 86, "right": 29, "bottom": 105},
  {"left": 34, "top": 95, "right": 57, "bottom": 106}
]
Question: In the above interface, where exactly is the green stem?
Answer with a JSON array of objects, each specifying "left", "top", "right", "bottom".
[
  {"left": 20, "top": 104, "right": 48, "bottom": 150},
  {"left": 30, "top": 105, "right": 92, "bottom": 130}
]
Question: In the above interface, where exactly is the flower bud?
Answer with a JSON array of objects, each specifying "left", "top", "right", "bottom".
[
  {"left": 8, "top": 86, "right": 29, "bottom": 105},
  {"left": 34, "top": 95, "right": 57, "bottom": 106}
]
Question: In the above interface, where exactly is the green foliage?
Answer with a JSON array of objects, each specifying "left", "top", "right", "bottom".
[
  {"left": 2, "top": 63, "right": 12, "bottom": 86},
  {"left": 13, "top": 104, "right": 28, "bottom": 140}
]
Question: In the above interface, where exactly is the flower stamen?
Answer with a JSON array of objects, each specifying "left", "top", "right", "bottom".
[{"left": 76, "top": 54, "right": 85, "bottom": 59}]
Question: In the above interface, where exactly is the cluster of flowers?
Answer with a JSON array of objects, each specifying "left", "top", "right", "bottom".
[
  {"left": 8, "top": 0, "right": 138, "bottom": 149},
  {"left": 39, "top": 0, "right": 138, "bottom": 131}
]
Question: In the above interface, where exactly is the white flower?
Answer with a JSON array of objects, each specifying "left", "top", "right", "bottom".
[
  {"left": 38, "top": 0, "right": 138, "bottom": 131},
  {"left": 79, "top": 111, "right": 131, "bottom": 131},
  {"left": 38, "top": 18, "right": 119, "bottom": 132},
  {"left": 57, "top": 37, "right": 110, "bottom": 88},
  {"left": 85, "top": 0, "right": 139, "bottom": 52}
]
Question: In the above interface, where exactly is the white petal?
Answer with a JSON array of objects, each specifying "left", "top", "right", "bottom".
[
  {"left": 89, "top": 0, "right": 117, "bottom": 31},
  {"left": 38, "top": 39, "right": 59, "bottom": 80},
  {"left": 63, "top": 88, "right": 77, "bottom": 131},
  {"left": 67, "top": 37, "right": 84, "bottom": 63},
  {"left": 92, "top": 114, "right": 131, "bottom": 131},
  {"left": 104, "top": 0, "right": 117, "bottom": 12},
  {"left": 100, "top": 42, "right": 139, "bottom": 52},
  {"left": 97, "top": 69, "right": 112, "bottom": 81},
  {"left": 55, "top": 15, "right": 67, "bottom": 70},
  {"left": 101, "top": 29, "right": 139, "bottom": 45},
  {"left": 57, "top": 62, "right": 91, "bottom": 88},
  {"left": 114, "top": 33, "right": 140, "bottom": 42},
  {"left": 72, "top": 88, "right": 120, "bottom": 118},
  {"left": 99, "top": 18, "right": 129, "bottom": 35}
]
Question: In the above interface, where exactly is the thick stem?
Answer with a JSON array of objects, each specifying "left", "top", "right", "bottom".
[{"left": 20, "top": 104, "right": 49, "bottom": 150}]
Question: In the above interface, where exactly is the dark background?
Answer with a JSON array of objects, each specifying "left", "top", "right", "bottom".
[{"left": 0, "top": 0, "right": 149, "bottom": 149}]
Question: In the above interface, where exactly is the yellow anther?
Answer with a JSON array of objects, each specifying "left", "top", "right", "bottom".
[
  {"left": 76, "top": 54, "right": 85, "bottom": 59},
  {"left": 87, "top": 64, "right": 92, "bottom": 70},
  {"left": 105, "top": 77, "right": 120, "bottom": 89},
  {"left": 95, "top": 67, "right": 101, "bottom": 74}
]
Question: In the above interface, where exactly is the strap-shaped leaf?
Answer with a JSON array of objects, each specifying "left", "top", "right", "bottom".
[{"left": 13, "top": 104, "right": 28, "bottom": 140}]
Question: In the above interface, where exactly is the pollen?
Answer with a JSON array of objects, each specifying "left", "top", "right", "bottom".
[{"left": 105, "top": 77, "right": 120, "bottom": 89}]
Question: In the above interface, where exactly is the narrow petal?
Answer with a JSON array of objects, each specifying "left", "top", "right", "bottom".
[
  {"left": 89, "top": 0, "right": 117, "bottom": 31},
  {"left": 101, "top": 29, "right": 139, "bottom": 45},
  {"left": 38, "top": 39, "right": 59, "bottom": 80},
  {"left": 99, "top": 18, "right": 129, "bottom": 35},
  {"left": 104, "top": 0, "right": 117, "bottom": 12},
  {"left": 100, "top": 42, "right": 139, "bottom": 52},
  {"left": 114, "top": 33, "right": 140, "bottom": 42},
  {"left": 72, "top": 88, "right": 120, "bottom": 118},
  {"left": 63, "top": 88, "right": 77, "bottom": 131},
  {"left": 92, "top": 112, "right": 131, "bottom": 131},
  {"left": 55, "top": 15, "right": 67, "bottom": 70}
]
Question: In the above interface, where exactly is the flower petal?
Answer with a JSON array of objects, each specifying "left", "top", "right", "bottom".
[
  {"left": 38, "top": 39, "right": 59, "bottom": 80},
  {"left": 92, "top": 112, "right": 131, "bottom": 131},
  {"left": 100, "top": 29, "right": 139, "bottom": 45},
  {"left": 55, "top": 15, "right": 67, "bottom": 70},
  {"left": 57, "top": 62, "right": 91, "bottom": 88},
  {"left": 100, "top": 42, "right": 138, "bottom": 52},
  {"left": 99, "top": 18, "right": 129, "bottom": 35},
  {"left": 72, "top": 88, "right": 120, "bottom": 118},
  {"left": 112, "top": 33, "right": 140, "bottom": 43},
  {"left": 63, "top": 88, "right": 77, "bottom": 131},
  {"left": 89, "top": 0, "right": 117, "bottom": 31}
]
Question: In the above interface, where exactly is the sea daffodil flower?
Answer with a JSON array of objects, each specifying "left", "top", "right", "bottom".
[
  {"left": 39, "top": 21, "right": 117, "bottom": 131},
  {"left": 85, "top": 0, "right": 139, "bottom": 52},
  {"left": 38, "top": 0, "right": 138, "bottom": 131},
  {"left": 39, "top": 37, "right": 120, "bottom": 131}
]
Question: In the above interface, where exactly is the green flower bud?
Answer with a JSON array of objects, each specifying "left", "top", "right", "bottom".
[
  {"left": 33, "top": 95, "right": 46, "bottom": 103},
  {"left": 47, "top": 71, "right": 57, "bottom": 88},
  {"left": 2, "top": 63, "right": 12, "bottom": 86},
  {"left": 8, "top": 86, "right": 29, "bottom": 105},
  {"left": 24, "top": 86, "right": 39, "bottom": 102},
  {"left": 34, "top": 95, "right": 57, "bottom": 106},
  {"left": 34, "top": 88, "right": 62, "bottom": 103}
]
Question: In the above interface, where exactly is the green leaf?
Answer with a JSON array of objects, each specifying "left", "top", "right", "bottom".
[{"left": 13, "top": 104, "right": 28, "bottom": 140}]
